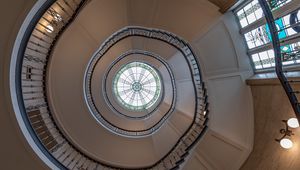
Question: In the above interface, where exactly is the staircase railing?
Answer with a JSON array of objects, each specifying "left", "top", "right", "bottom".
[
  {"left": 15, "top": 0, "right": 209, "bottom": 169},
  {"left": 258, "top": 0, "right": 300, "bottom": 121}
]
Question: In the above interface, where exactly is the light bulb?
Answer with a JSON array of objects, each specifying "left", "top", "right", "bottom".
[
  {"left": 287, "top": 118, "right": 299, "bottom": 128},
  {"left": 46, "top": 24, "right": 54, "bottom": 33},
  {"left": 53, "top": 13, "right": 62, "bottom": 22},
  {"left": 280, "top": 138, "right": 293, "bottom": 149}
]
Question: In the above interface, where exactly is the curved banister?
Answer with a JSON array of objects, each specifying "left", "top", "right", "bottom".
[
  {"left": 83, "top": 26, "right": 207, "bottom": 137},
  {"left": 259, "top": 0, "right": 300, "bottom": 121}
]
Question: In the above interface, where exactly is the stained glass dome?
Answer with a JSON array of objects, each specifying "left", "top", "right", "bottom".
[{"left": 113, "top": 62, "right": 161, "bottom": 111}]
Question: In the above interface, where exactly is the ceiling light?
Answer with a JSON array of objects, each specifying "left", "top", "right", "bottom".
[
  {"left": 280, "top": 138, "right": 293, "bottom": 149},
  {"left": 49, "top": 8, "right": 63, "bottom": 22},
  {"left": 276, "top": 119, "right": 297, "bottom": 149},
  {"left": 287, "top": 118, "right": 299, "bottom": 128},
  {"left": 46, "top": 24, "right": 54, "bottom": 33},
  {"left": 53, "top": 13, "right": 62, "bottom": 22}
]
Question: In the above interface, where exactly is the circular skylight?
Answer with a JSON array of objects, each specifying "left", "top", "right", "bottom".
[{"left": 113, "top": 62, "right": 161, "bottom": 111}]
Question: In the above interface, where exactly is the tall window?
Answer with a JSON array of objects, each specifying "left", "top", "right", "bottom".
[{"left": 235, "top": 0, "right": 300, "bottom": 71}]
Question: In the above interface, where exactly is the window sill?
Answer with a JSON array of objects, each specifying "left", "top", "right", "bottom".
[{"left": 246, "top": 71, "right": 300, "bottom": 86}]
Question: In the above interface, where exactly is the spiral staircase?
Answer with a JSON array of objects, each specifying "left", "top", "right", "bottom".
[
  {"left": 11, "top": 0, "right": 209, "bottom": 169},
  {"left": 6, "top": 0, "right": 255, "bottom": 169}
]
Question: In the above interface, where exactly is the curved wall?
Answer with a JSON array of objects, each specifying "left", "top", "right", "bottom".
[
  {"left": 0, "top": 0, "right": 49, "bottom": 169},
  {"left": 184, "top": 12, "right": 254, "bottom": 170},
  {"left": 242, "top": 79, "right": 300, "bottom": 170},
  {"left": 1, "top": 0, "right": 254, "bottom": 169}
]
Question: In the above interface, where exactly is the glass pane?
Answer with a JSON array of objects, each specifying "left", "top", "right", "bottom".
[
  {"left": 268, "top": 0, "right": 293, "bottom": 10},
  {"left": 244, "top": 25, "right": 270, "bottom": 49},
  {"left": 113, "top": 62, "right": 161, "bottom": 111},
  {"left": 236, "top": 0, "right": 263, "bottom": 28},
  {"left": 235, "top": 0, "right": 300, "bottom": 71}
]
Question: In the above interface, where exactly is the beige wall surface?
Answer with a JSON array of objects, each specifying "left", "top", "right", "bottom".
[
  {"left": 242, "top": 82, "right": 300, "bottom": 170},
  {"left": 0, "top": 0, "right": 48, "bottom": 169}
]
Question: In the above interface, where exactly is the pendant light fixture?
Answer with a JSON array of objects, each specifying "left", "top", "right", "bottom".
[{"left": 276, "top": 118, "right": 299, "bottom": 149}]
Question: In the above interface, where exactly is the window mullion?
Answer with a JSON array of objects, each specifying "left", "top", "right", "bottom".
[{"left": 248, "top": 32, "right": 300, "bottom": 55}]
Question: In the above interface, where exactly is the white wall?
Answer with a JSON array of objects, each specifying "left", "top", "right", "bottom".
[{"left": 184, "top": 12, "right": 254, "bottom": 170}]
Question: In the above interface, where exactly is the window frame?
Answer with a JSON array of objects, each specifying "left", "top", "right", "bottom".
[{"left": 234, "top": 0, "right": 300, "bottom": 73}]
